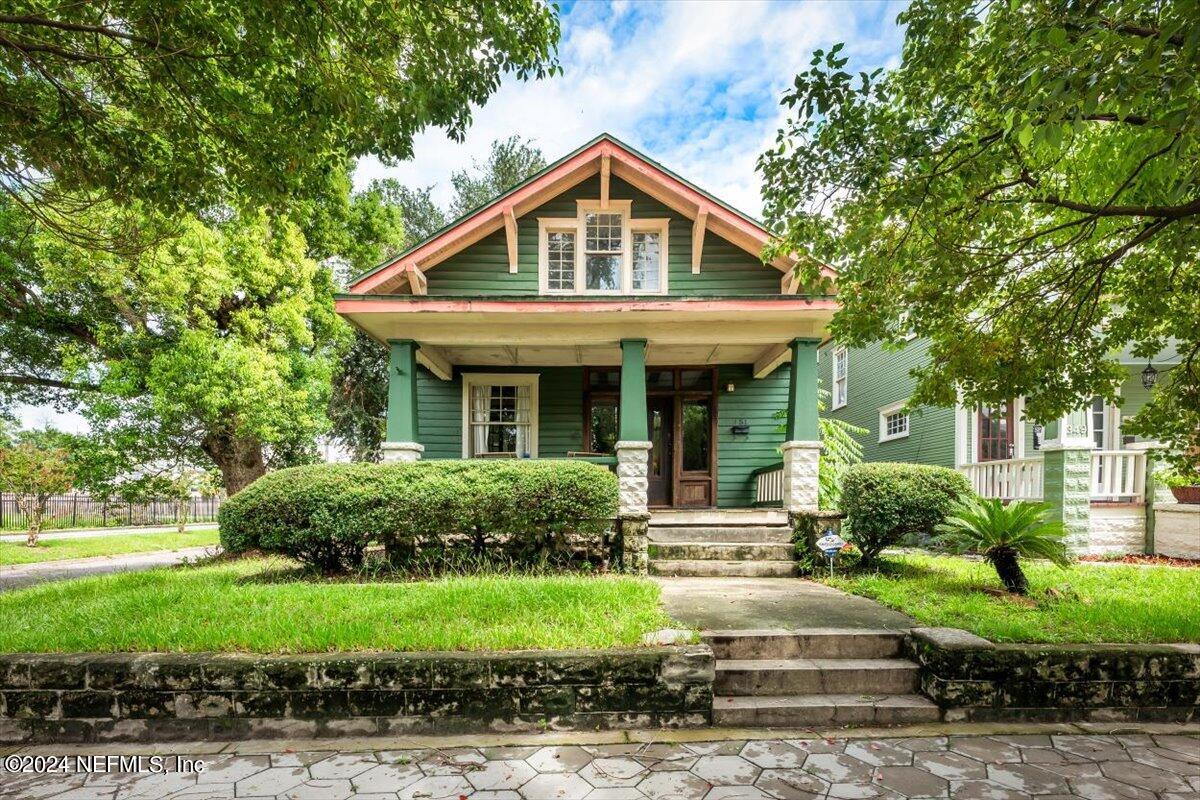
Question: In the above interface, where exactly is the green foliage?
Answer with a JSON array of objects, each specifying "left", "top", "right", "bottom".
[
  {"left": 0, "top": 1, "right": 560, "bottom": 242},
  {"left": 218, "top": 460, "right": 619, "bottom": 573},
  {"left": 0, "top": 430, "right": 75, "bottom": 544},
  {"left": 1159, "top": 469, "right": 1199, "bottom": 488},
  {"left": 935, "top": 497, "right": 1071, "bottom": 594},
  {"left": 840, "top": 462, "right": 972, "bottom": 567},
  {"left": 449, "top": 135, "right": 549, "bottom": 218},
  {"left": 1, "top": 197, "right": 346, "bottom": 494},
  {"left": 760, "top": 0, "right": 1200, "bottom": 471}
]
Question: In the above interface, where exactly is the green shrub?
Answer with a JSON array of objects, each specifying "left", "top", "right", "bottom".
[
  {"left": 840, "top": 462, "right": 972, "bottom": 567},
  {"left": 219, "top": 460, "right": 619, "bottom": 573}
]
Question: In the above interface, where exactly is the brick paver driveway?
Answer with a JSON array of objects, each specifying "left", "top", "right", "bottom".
[{"left": 2, "top": 733, "right": 1196, "bottom": 799}]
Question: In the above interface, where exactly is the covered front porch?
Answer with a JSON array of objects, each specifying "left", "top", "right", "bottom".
[{"left": 335, "top": 295, "right": 834, "bottom": 514}]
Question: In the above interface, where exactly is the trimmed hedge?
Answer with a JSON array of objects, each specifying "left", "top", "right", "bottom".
[
  {"left": 218, "top": 460, "right": 619, "bottom": 573},
  {"left": 840, "top": 462, "right": 973, "bottom": 567}
]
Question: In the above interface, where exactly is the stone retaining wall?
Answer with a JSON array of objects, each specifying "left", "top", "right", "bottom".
[
  {"left": 0, "top": 646, "right": 714, "bottom": 744},
  {"left": 907, "top": 627, "right": 1199, "bottom": 723},
  {"left": 1154, "top": 503, "right": 1200, "bottom": 560}
]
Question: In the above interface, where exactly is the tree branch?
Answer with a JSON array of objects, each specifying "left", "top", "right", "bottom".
[{"left": 0, "top": 374, "right": 99, "bottom": 391}]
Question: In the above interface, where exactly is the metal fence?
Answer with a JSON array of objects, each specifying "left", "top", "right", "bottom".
[{"left": 0, "top": 493, "right": 224, "bottom": 531}]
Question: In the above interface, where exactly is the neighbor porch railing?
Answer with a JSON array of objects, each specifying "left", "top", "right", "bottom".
[
  {"left": 753, "top": 462, "right": 785, "bottom": 506},
  {"left": 961, "top": 456, "right": 1045, "bottom": 501},
  {"left": 960, "top": 450, "right": 1147, "bottom": 503}
]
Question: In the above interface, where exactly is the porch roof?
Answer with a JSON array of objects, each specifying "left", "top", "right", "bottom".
[{"left": 335, "top": 294, "right": 836, "bottom": 378}]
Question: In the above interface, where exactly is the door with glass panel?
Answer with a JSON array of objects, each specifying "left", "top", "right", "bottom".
[
  {"left": 646, "top": 396, "right": 673, "bottom": 506},
  {"left": 977, "top": 402, "right": 1015, "bottom": 461}
]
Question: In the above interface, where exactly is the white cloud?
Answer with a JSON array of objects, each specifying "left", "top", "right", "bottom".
[{"left": 355, "top": 0, "right": 906, "bottom": 219}]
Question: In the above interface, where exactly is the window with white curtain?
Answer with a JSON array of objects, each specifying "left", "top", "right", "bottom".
[
  {"left": 463, "top": 374, "right": 539, "bottom": 458},
  {"left": 537, "top": 201, "right": 669, "bottom": 294},
  {"left": 631, "top": 229, "right": 662, "bottom": 291}
]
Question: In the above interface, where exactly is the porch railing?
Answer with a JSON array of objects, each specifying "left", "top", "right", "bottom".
[
  {"left": 961, "top": 457, "right": 1045, "bottom": 501},
  {"left": 1091, "top": 450, "right": 1145, "bottom": 502},
  {"left": 753, "top": 462, "right": 785, "bottom": 506},
  {"left": 960, "top": 450, "right": 1147, "bottom": 503}
]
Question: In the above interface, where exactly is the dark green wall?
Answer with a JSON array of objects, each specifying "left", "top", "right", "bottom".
[
  {"left": 716, "top": 364, "right": 790, "bottom": 507},
  {"left": 425, "top": 175, "right": 780, "bottom": 296},
  {"left": 415, "top": 362, "right": 792, "bottom": 507},
  {"left": 818, "top": 338, "right": 957, "bottom": 468}
]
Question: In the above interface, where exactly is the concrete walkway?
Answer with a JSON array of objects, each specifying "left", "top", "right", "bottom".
[
  {"left": 0, "top": 546, "right": 216, "bottom": 592},
  {"left": 2, "top": 728, "right": 1196, "bottom": 799},
  {"left": 0, "top": 522, "right": 217, "bottom": 543},
  {"left": 656, "top": 576, "right": 915, "bottom": 632}
]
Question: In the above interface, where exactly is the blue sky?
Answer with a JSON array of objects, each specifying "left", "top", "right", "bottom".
[
  {"left": 19, "top": 0, "right": 908, "bottom": 432},
  {"left": 355, "top": 0, "right": 908, "bottom": 218}
]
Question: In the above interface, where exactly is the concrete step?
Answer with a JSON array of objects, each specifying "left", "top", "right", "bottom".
[
  {"left": 715, "top": 658, "right": 919, "bottom": 696},
  {"left": 649, "top": 542, "right": 794, "bottom": 561},
  {"left": 713, "top": 693, "right": 941, "bottom": 727},
  {"left": 649, "top": 559, "right": 796, "bottom": 578},
  {"left": 703, "top": 629, "right": 905, "bottom": 660},
  {"left": 650, "top": 509, "right": 788, "bottom": 526},
  {"left": 647, "top": 525, "right": 793, "bottom": 544}
]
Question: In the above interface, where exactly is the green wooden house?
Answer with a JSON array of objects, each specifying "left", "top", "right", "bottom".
[
  {"left": 818, "top": 337, "right": 1175, "bottom": 554},
  {"left": 337, "top": 134, "right": 834, "bottom": 520}
]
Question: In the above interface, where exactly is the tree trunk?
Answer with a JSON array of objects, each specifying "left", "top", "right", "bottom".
[
  {"left": 175, "top": 497, "right": 189, "bottom": 533},
  {"left": 201, "top": 432, "right": 267, "bottom": 495},
  {"left": 25, "top": 501, "right": 41, "bottom": 547},
  {"left": 988, "top": 547, "right": 1029, "bottom": 595}
]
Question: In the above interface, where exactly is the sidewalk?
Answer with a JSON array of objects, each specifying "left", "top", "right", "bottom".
[
  {"left": 0, "top": 521, "right": 217, "bottom": 543},
  {"left": 655, "top": 575, "right": 916, "bottom": 631},
  {"left": 0, "top": 546, "right": 216, "bottom": 592}
]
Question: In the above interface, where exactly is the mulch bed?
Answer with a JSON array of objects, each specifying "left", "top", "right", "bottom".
[{"left": 1079, "top": 553, "right": 1200, "bottom": 568}]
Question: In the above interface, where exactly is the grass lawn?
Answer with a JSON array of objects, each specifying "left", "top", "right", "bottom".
[
  {"left": 824, "top": 553, "right": 1200, "bottom": 644},
  {"left": 0, "top": 529, "right": 220, "bottom": 566},
  {"left": 0, "top": 558, "right": 677, "bottom": 653}
]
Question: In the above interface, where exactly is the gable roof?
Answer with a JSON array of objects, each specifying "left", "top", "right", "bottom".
[{"left": 348, "top": 133, "right": 832, "bottom": 295}]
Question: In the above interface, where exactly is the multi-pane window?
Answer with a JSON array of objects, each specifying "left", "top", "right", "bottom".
[
  {"left": 832, "top": 347, "right": 848, "bottom": 408},
  {"left": 546, "top": 230, "right": 575, "bottom": 291},
  {"left": 584, "top": 212, "right": 622, "bottom": 290},
  {"left": 468, "top": 382, "right": 532, "bottom": 457},
  {"left": 884, "top": 410, "right": 909, "bottom": 438},
  {"left": 631, "top": 230, "right": 661, "bottom": 291}
]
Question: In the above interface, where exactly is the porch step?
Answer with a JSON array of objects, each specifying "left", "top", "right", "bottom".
[
  {"left": 649, "top": 542, "right": 794, "bottom": 561},
  {"left": 650, "top": 509, "right": 788, "bottom": 527},
  {"left": 712, "top": 693, "right": 940, "bottom": 727},
  {"left": 647, "top": 525, "right": 793, "bottom": 544},
  {"left": 715, "top": 658, "right": 919, "bottom": 696},
  {"left": 703, "top": 629, "right": 905, "bottom": 660},
  {"left": 649, "top": 559, "right": 796, "bottom": 578}
]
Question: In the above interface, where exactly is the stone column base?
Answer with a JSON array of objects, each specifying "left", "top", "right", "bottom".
[
  {"left": 381, "top": 442, "right": 424, "bottom": 463},
  {"left": 616, "top": 441, "right": 653, "bottom": 516},
  {"left": 1043, "top": 444, "right": 1092, "bottom": 554},
  {"left": 781, "top": 440, "right": 822, "bottom": 514},
  {"left": 619, "top": 513, "right": 651, "bottom": 575}
]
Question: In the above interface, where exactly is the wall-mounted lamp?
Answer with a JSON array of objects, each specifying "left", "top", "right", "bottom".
[{"left": 1141, "top": 362, "right": 1159, "bottom": 390}]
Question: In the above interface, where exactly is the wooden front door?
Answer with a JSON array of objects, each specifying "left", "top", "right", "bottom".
[
  {"left": 977, "top": 402, "right": 1015, "bottom": 461},
  {"left": 646, "top": 396, "right": 673, "bottom": 506}
]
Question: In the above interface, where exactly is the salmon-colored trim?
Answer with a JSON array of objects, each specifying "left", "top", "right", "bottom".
[{"left": 335, "top": 297, "right": 839, "bottom": 315}]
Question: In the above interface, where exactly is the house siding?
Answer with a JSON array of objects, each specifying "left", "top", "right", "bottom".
[
  {"left": 818, "top": 338, "right": 957, "bottom": 468},
  {"left": 716, "top": 364, "right": 790, "bottom": 508},
  {"left": 425, "top": 174, "right": 780, "bottom": 297},
  {"left": 415, "top": 362, "right": 793, "bottom": 508}
]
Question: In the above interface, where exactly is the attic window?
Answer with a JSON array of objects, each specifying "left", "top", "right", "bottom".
[{"left": 537, "top": 199, "right": 669, "bottom": 295}]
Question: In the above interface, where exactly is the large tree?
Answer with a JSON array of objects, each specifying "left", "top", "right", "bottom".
[
  {"left": 759, "top": 0, "right": 1199, "bottom": 471},
  {"left": 0, "top": 1, "right": 560, "bottom": 244},
  {"left": 327, "top": 139, "right": 545, "bottom": 460},
  {"left": 0, "top": 197, "right": 343, "bottom": 493}
]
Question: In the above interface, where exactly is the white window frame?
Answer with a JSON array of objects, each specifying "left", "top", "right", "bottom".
[
  {"left": 461, "top": 373, "right": 539, "bottom": 458},
  {"left": 879, "top": 400, "right": 910, "bottom": 443},
  {"left": 832, "top": 346, "right": 848, "bottom": 409},
  {"left": 536, "top": 199, "right": 669, "bottom": 295}
]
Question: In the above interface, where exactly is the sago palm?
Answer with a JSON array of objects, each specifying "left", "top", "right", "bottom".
[{"left": 934, "top": 497, "right": 1071, "bottom": 595}]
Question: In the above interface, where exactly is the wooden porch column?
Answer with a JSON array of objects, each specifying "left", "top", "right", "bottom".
[
  {"left": 616, "top": 339, "right": 651, "bottom": 521},
  {"left": 382, "top": 339, "right": 424, "bottom": 462},
  {"left": 782, "top": 338, "right": 822, "bottom": 513}
]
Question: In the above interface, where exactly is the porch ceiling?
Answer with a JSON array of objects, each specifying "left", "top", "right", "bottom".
[{"left": 336, "top": 296, "right": 835, "bottom": 375}]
